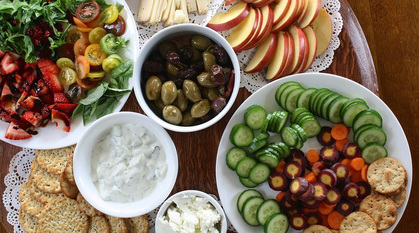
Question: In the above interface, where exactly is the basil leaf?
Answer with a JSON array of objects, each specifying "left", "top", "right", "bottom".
[
  {"left": 116, "top": 3, "right": 124, "bottom": 12},
  {"left": 95, "top": 97, "right": 119, "bottom": 119},
  {"left": 79, "top": 82, "right": 108, "bottom": 105},
  {"left": 104, "top": 87, "right": 131, "bottom": 97},
  {"left": 71, "top": 103, "right": 84, "bottom": 120},
  {"left": 112, "top": 59, "right": 133, "bottom": 78}
]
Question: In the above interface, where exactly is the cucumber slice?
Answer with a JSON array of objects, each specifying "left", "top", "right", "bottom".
[
  {"left": 279, "top": 85, "right": 302, "bottom": 111},
  {"left": 290, "top": 107, "right": 310, "bottom": 123},
  {"left": 299, "top": 116, "right": 321, "bottom": 138},
  {"left": 296, "top": 88, "right": 317, "bottom": 109},
  {"left": 239, "top": 177, "right": 259, "bottom": 188},
  {"left": 258, "top": 153, "right": 280, "bottom": 168},
  {"left": 285, "top": 88, "right": 305, "bottom": 112},
  {"left": 352, "top": 109, "right": 383, "bottom": 132},
  {"left": 236, "top": 157, "right": 257, "bottom": 178},
  {"left": 242, "top": 196, "right": 265, "bottom": 226},
  {"left": 275, "top": 81, "right": 302, "bottom": 105},
  {"left": 309, "top": 88, "right": 329, "bottom": 113},
  {"left": 294, "top": 111, "right": 314, "bottom": 125},
  {"left": 256, "top": 199, "right": 281, "bottom": 226},
  {"left": 264, "top": 213, "right": 289, "bottom": 233},
  {"left": 244, "top": 105, "right": 267, "bottom": 130},
  {"left": 226, "top": 147, "right": 247, "bottom": 170},
  {"left": 320, "top": 93, "right": 341, "bottom": 120},
  {"left": 361, "top": 143, "right": 388, "bottom": 164},
  {"left": 290, "top": 123, "right": 308, "bottom": 142},
  {"left": 353, "top": 124, "right": 376, "bottom": 143},
  {"left": 247, "top": 139, "right": 269, "bottom": 155},
  {"left": 314, "top": 90, "right": 334, "bottom": 116},
  {"left": 230, "top": 123, "right": 254, "bottom": 147},
  {"left": 355, "top": 126, "right": 387, "bottom": 149},
  {"left": 237, "top": 189, "right": 263, "bottom": 213},
  {"left": 281, "top": 126, "right": 299, "bottom": 147},
  {"left": 327, "top": 96, "right": 349, "bottom": 123},
  {"left": 249, "top": 163, "right": 271, "bottom": 183},
  {"left": 274, "top": 111, "right": 289, "bottom": 133},
  {"left": 341, "top": 102, "right": 369, "bottom": 127}
]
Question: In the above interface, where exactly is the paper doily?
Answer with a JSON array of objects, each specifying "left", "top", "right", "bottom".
[
  {"left": 132, "top": 0, "right": 342, "bottom": 94},
  {"left": 2, "top": 149, "right": 237, "bottom": 233}
]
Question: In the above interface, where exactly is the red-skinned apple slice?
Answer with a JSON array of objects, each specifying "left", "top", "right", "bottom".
[
  {"left": 296, "top": 0, "right": 308, "bottom": 23},
  {"left": 286, "top": 24, "right": 309, "bottom": 74},
  {"left": 299, "top": 26, "right": 317, "bottom": 72},
  {"left": 245, "top": 33, "right": 278, "bottom": 73},
  {"left": 273, "top": 0, "right": 291, "bottom": 25},
  {"left": 242, "top": 4, "right": 274, "bottom": 50},
  {"left": 312, "top": 8, "right": 332, "bottom": 56},
  {"left": 227, "top": 7, "right": 259, "bottom": 53},
  {"left": 266, "top": 31, "right": 293, "bottom": 80},
  {"left": 298, "top": 0, "right": 322, "bottom": 28},
  {"left": 207, "top": 2, "right": 250, "bottom": 31},
  {"left": 252, "top": 0, "right": 275, "bottom": 8},
  {"left": 238, "top": 7, "right": 264, "bottom": 52},
  {"left": 271, "top": 0, "right": 299, "bottom": 33}
]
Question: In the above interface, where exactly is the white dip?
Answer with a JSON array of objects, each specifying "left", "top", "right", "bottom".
[
  {"left": 158, "top": 195, "right": 221, "bottom": 233},
  {"left": 91, "top": 123, "right": 167, "bottom": 202}
]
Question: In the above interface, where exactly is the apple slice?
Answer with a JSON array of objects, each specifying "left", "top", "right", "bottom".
[
  {"left": 286, "top": 24, "right": 309, "bottom": 75},
  {"left": 207, "top": 2, "right": 250, "bottom": 31},
  {"left": 312, "top": 8, "right": 332, "bottom": 56},
  {"left": 297, "top": 0, "right": 321, "bottom": 28},
  {"left": 296, "top": 0, "right": 308, "bottom": 23},
  {"left": 266, "top": 31, "right": 294, "bottom": 80},
  {"left": 296, "top": 26, "right": 317, "bottom": 73},
  {"left": 227, "top": 7, "right": 259, "bottom": 52},
  {"left": 271, "top": 0, "right": 299, "bottom": 33},
  {"left": 242, "top": 4, "right": 274, "bottom": 50},
  {"left": 272, "top": 0, "right": 291, "bottom": 25},
  {"left": 252, "top": 0, "right": 275, "bottom": 8},
  {"left": 238, "top": 7, "right": 264, "bottom": 52},
  {"left": 245, "top": 33, "right": 278, "bottom": 73}
]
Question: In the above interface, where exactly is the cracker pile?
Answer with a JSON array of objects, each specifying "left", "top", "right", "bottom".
[
  {"left": 339, "top": 157, "right": 408, "bottom": 232},
  {"left": 18, "top": 145, "right": 149, "bottom": 233}
]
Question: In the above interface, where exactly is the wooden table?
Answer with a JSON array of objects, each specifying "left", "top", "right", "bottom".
[{"left": 1, "top": 0, "right": 418, "bottom": 232}]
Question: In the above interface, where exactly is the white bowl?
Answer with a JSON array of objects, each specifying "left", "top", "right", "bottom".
[
  {"left": 73, "top": 112, "right": 178, "bottom": 218},
  {"left": 133, "top": 23, "right": 241, "bottom": 132},
  {"left": 155, "top": 190, "right": 228, "bottom": 233}
]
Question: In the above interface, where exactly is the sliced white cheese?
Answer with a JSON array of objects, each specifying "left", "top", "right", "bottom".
[
  {"left": 137, "top": 0, "right": 155, "bottom": 23},
  {"left": 173, "top": 9, "right": 187, "bottom": 24},
  {"left": 164, "top": 0, "right": 176, "bottom": 26},
  {"left": 162, "top": 0, "right": 172, "bottom": 21},
  {"left": 179, "top": 0, "right": 189, "bottom": 22},
  {"left": 187, "top": 0, "right": 197, "bottom": 13},
  {"left": 195, "top": 0, "right": 209, "bottom": 15}
]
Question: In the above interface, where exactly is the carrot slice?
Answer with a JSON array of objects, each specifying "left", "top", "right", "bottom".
[
  {"left": 350, "top": 169, "right": 363, "bottom": 183},
  {"left": 318, "top": 201, "right": 335, "bottom": 215},
  {"left": 275, "top": 191, "right": 286, "bottom": 203},
  {"left": 306, "top": 149, "right": 320, "bottom": 164},
  {"left": 275, "top": 160, "right": 286, "bottom": 173},
  {"left": 320, "top": 214, "right": 329, "bottom": 228},
  {"left": 304, "top": 172, "right": 317, "bottom": 183},
  {"left": 340, "top": 158, "right": 352, "bottom": 167},
  {"left": 331, "top": 123, "right": 349, "bottom": 140},
  {"left": 350, "top": 157, "right": 365, "bottom": 171},
  {"left": 335, "top": 138, "right": 349, "bottom": 152},
  {"left": 302, "top": 208, "right": 318, "bottom": 214},
  {"left": 327, "top": 210, "right": 345, "bottom": 229},
  {"left": 361, "top": 164, "right": 369, "bottom": 182}
]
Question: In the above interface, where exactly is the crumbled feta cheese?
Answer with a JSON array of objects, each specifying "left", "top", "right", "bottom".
[{"left": 159, "top": 195, "right": 221, "bottom": 233}]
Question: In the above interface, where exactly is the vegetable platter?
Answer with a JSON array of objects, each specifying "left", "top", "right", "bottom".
[
  {"left": 216, "top": 73, "right": 412, "bottom": 232},
  {"left": 0, "top": 0, "right": 139, "bottom": 149}
]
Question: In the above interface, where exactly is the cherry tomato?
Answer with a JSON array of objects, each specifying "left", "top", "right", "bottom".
[
  {"left": 56, "top": 58, "right": 75, "bottom": 69},
  {"left": 75, "top": 0, "right": 100, "bottom": 23},
  {"left": 73, "top": 17, "right": 88, "bottom": 28},
  {"left": 77, "top": 26, "right": 93, "bottom": 33},
  {"left": 74, "top": 37, "right": 90, "bottom": 57},
  {"left": 76, "top": 76, "right": 98, "bottom": 89},
  {"left": 102, "top": 54, "right": 122, "bottom": 73},
  {"left": 89, "top": 27, "right": 107, "bottom": 43},
  {"left": 103, "top": 15, "right": 126, "bottom": 36},
  {"left": 66, "top": 29, "right": 87, "bottom": 44},
  {"left": 85, "top": 44, "right": 107, "bottom": 66},
  {"left": 87, "top": 71, "right": 106, "bottom": 81},
  {"left": 86, "top": 11, "right": 104, "bottom": 28},
  {"left": 75, "top": 55, "right": 91, "bottom": 79},
  {"left": 103, "top": 4, "right": 119, "bottom": 24},
  {"left": 58, "top": 67, "right": 77, "bottom": 85},
  {"left": 57, "top": 43, "right": 75, "bottom": 60}
]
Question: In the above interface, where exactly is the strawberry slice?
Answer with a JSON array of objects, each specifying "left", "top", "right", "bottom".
[
  {"left": 20, "top": 95, "right": 43, "bottom": 110},
  {"left": 21, "top": 110, "right": 43, "bottom": 127},
  {"left": 54, "top": 103, "right": 77, "bottom": 115},
  {"left": 0, "top": 52, "right": 20, "bottom": 75},
  {"left": 42, "top": 73, "right": 64, "bottom": 93},
  {"left": 0, "top": 50, "right": 4, "bottom": 59},
  {"left": 51, "top": 109, "right": 71, "bottom": 132},
  {"left": 37, "top": 59, "right": 63, "bottom": 93},
  {"left": 1, "top": 82, "right": 12, "bottom": 100},
  {"left": 31, "top": 79, "right": 50, "bottom": 97},
  {"left": 5, "top": 122, "right": 32, "bottom": 140},
  {"left": 53, "top": 92, "right": 71, "bottom": 103},
  {"left": 37, "top": 58, "right": 60, "bottom": 75}
]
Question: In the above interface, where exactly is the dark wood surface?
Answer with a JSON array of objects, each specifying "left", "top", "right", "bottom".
[{"left": 2, "top": 0, "right": 419, "bottom": 232}]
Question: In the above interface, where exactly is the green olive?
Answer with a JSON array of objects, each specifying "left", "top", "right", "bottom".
[
  {"left": 145, "top": 76, "right": 162, "bottom": 100},
  {"left": 190, "top": 35, "right": 213, "bottom": 51},
  {"left": 153, "top": 98, "right": 165, "bottom": 110},
  {"left": 158, "top": 40, "right": 176, "bottom": 57},
  {"left": 202, "top": 51, "right": 216, "bottom": 71},
  {"left": 162, "top": 105, "right": 182, "bottom": 125},
  {"left": 183, "top": 79, "right": 201, "bottom": 103},
  {"left": 166, "top": 62, "right": 179, "bottom": 76},
  {"left": 174, "top": 89, "right": 188, "bottom": 112},
  {"left": 191, "top": 99, "right": 211, "bottom": 118},
  {"left": 161, "top": 81, "right": 178, "bottom": 105},
  {"left": 182, "top": 111, "right": 196, "bottom": 126},
  {"left": 202, "top": 88, "right": 220, "bottom": 102},
  {"left": 191, "top": 47, "right": 202, "bottom": 61},
  {"left": 197, "top": 72, "right": 217, "bottom": 88}
]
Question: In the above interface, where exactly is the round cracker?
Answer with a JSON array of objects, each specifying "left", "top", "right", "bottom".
[
  {"left": 35, "top": 145, "right": 75, "bottom": 175},
  {"left": 19, "top": 181, "right": 44, "bottom": 217},
  {"left": 77, "top": 193, "right": 103, "bottom": 217},
  {"left": 64, "top": 154, "right": 76, "bottom": 185},
  {"left": 60, "top": 172, "right": 79, "bottom": 199},
  {"left": 37, "top": 196, "right": 89, "bottom": 233},
  {"left": 303, "top": 224, "right": 332, "bottom": 233},
  {"left": 19, "top": 207, "right": 38, "bottom": 233},
  {"left": 390, "top": 186, "right": 407, "bottom": 208},
  {"left": 367, "top": 157, "right": 406, "bottom": 195},
  {"left": 29, "top": 181, "right": 66, "bottom": 205},
  {"left": 359, "top": 193, "right": 397, "bottom": 231},
  {"left": 124, "top": 215, "right": 149, "bottom": 233},
  {"left": 339, "top": 211, "right": 377, "bottom": 233},
  {"left": 89, "top": 215, "right": 111, "bottom": 233},
  {"left": 106, "top": 215, "right": 128, "bottom": 233},
  {"left": 32, "top": 162, "right": 62, "bottom": 194}
]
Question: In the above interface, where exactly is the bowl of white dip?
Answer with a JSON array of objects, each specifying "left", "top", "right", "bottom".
[
  {"left": 73, "top": 111, "right": 178, "bottom": 218},
  {"left": 155, "top": 190, "right": 228, "bottom": 233}
]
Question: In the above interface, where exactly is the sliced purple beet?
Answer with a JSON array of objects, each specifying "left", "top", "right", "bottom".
[
  {"left": 343, "top": 182, "right": 360, "bottom": 200},
  {"left": 342, "top": 142, "right": 361, "bottom": 159},
  {"left": 299, "top": 183, "right": 314, "bottom": 201},
  {"left": 302, "top": 198, "right": 320, "bottom": 209},
  {"left": 290, "top": 177, "right": 309, "bottom": 196},
  {"left": 330, "top": 162, "right": 349, "bottom": 183},
  {"left": 290, "top": 213, "right": 308, "bottom": 230},
  {"left": 268, "top": 172, "right": 289, "bottom": 191},
  {"left": 320, "top": 146, "right": 339, "bottom": 165},
  {"left": 312, "top": 181, "right": 327, "bottom": 201},
  {"left": 336, "top": 199, "right": 355, "bottom": 216},
  {"left": 318, "top": 168, "right": 337, "bottom": 188},
  {"left": 284, "top": 161, "right": 303, "bottom": 179},
  {"left": 324, "top": 187, "right": 341, "bottom": 205},
  {"left": 356, "top": 181, "right": 371, "bottom": 199},
  {"left": 306, "top": 212, "right": 322, "bottom": 225},
  {"left": 316, "top": 126, "right": 335, "bottom": 146}
]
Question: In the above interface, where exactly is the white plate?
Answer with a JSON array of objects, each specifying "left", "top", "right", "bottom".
[
  {"left": 216, "top": 73, "right": 412, "bottom": 232},
  {"left": 0, "top": 0, "right": 139, "bottom": 149}
]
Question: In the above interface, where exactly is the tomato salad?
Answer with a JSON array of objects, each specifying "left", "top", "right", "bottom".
[{"left": 0, "top": 0, "right": 133, "bottom": 140}]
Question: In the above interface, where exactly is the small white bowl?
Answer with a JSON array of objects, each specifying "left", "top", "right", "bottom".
[
  {"left": 155, "top": 190, "right": 228, "bottom": 233},
  {"left": 133, "top": 23, "right": 241, "bottom": 133},
  {"left": 73, "top": 112, "right": 178, "bottom": 218}
]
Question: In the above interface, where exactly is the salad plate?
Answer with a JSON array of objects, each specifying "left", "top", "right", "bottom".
[
  {"left": 216, "top": 73, "right": 412, "bottom": 232},
  {"left": 0, "top": 0, "right": 139, "bottom": 149}
]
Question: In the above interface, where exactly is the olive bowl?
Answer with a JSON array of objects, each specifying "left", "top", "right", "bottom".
[{"left": 133, "top": 23, "right": 241, "bottom": 132}]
